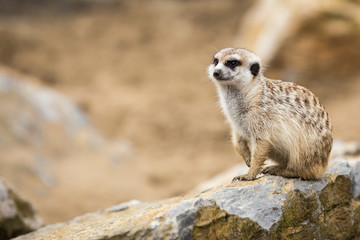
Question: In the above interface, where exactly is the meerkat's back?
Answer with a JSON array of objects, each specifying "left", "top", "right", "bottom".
[{"left": 261, "top": 79, "right": 332, "bottom": 179}]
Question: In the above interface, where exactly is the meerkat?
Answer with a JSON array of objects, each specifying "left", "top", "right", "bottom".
[{"left": 208, "top": 48, "right": 333, "bottom": 181}]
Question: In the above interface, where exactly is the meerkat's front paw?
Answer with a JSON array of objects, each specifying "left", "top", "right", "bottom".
[{"left": 232, "top": 173, "right": 256, "bottom": 182}]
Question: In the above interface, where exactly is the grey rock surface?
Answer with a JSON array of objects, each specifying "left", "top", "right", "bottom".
[
  {"left": 0, "top": 70, "right": 102, "bottom": 148},
  {"left": 13, "top": 158, "right": 360, "bottom": 240},
  {"left": 331, "top": 139, "right": 360, "bottom": 158},
  {"left": 0, "top": 178, "right": 43, "bottom": 239}
]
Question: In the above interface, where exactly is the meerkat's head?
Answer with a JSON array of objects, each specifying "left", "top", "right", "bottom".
[{"left": 208, "top": 48, "right": 262, "bottom": 86}]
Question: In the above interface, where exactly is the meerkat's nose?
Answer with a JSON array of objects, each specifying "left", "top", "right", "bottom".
[{"left": 213, "top": 70, "right": 222, "bottom": 78}]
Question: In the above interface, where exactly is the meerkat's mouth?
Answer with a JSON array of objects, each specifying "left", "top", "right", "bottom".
[
  {"left": 216, "top": 77, "right": 232, "bottom": 81},
  {"left": 213, "top": 74, "right": 232, "bottom": 81}
]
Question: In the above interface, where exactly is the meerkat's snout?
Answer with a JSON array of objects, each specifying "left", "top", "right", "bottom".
[
  {"left": 213, "top": 69, "right": 224, "bottom": 80},
  {"left": 210, "top": 62, "right": 236, "bottom": 82}
]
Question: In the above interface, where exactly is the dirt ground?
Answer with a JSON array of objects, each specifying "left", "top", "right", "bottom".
[{"left": 0, "top": 0, "right": 360, "bottom": 224}]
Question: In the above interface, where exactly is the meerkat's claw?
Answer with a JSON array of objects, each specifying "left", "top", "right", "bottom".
[{"left": 232, "top": 174, "right": 256, "bottom": 182}]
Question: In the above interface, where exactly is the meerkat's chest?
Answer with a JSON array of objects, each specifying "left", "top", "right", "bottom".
[{"left": 218, "top": 91, "right": 251, "bottom": 137}]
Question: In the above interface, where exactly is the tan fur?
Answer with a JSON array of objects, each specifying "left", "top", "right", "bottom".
[{"left": 208, "top": 48, "right": 333, "bottom": 181}]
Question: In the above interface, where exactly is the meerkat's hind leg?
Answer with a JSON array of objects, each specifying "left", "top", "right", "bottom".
[
  {"left": 262, "top": 163, "right": 324, "bottom": 180},
  {"left": 233, "top": 140, "right": 269, "bottom": 181},
  {"left": 262, "top": 165, "right": 283, "bottom": 175},
  {"left": 264, "top": 167, "right": 320, "bottom": 180},
  {"left": 232, "top": 131, "right": 251, "bottom": 167},
  {"left": 262, "top": 148, "right": 289, "bottom": 176},
  {"left": 261, "top": 154, "right": 307, "bottom": 179},
  {"left": 262, "top": 165, "right": 299, "bottom": 179}
]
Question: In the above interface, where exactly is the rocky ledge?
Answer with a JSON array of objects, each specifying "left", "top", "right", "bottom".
[{"left": 13, "top": 157, "right": 360, "bottom": 240}]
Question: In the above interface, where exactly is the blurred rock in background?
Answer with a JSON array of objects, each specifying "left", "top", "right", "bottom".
[
  {"left": 0, "top": 67, "right": 133, "bottom": 223},
  {"left": 0, "top": 66, "right": 102, "bottom": 152},
  {"left": 0, "top": 177, "right": 43, "bottom": 239}
]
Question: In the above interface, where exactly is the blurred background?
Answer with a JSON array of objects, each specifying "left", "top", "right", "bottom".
[{"left": 0, "top": 0, "right": 360, "bottom": 224}]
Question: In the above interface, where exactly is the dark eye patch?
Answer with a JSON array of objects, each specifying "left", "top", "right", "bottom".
[
  {"left": 213, "top": 58, "right": 219, "bottom": 66},
  {"left": 225, "top": 60, "right": 241, "bottom": 69}
]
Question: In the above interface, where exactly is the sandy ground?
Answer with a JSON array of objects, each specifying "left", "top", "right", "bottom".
[{"left": 0, "top": 0, "right": 360, "bottom": 223}]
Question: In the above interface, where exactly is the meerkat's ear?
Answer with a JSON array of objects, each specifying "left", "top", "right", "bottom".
[{"left": 250, "top": 62, "right": 260, "bottom": 77}]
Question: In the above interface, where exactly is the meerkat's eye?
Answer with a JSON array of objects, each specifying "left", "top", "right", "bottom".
[
  {"left": 225, "top": 60, "right": 241, "bottom": 69},
  {"left": 213, "top": 58, "right": 219, "bottom": 66}
]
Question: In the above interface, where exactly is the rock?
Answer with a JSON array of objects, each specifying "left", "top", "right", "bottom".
[
  {"left": 331, "top": 139, "right": 360, "bottom": 158},
  {"left": 0, "top": 67, "right": 103, "bottom": 149},
  {"left": 0, "top": 67, "right": 134, "bottom": 163},
  {"left": 0, "top": 67, "right": 135, "bottom": 223},
  {"left": 0, "top": 178, "right": 42, "bottom": 239},
  {"left": 347, "top": 157, "right": 360, "bottom": 200},
  {"left": 13, "top": 158, "right": 360, "bottom": 240}
]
